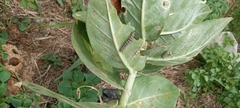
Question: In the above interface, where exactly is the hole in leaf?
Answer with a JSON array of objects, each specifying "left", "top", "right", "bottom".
[
  {"left": 200, "top": 0, "right": 207, "bottom": 3},
  {"left": 162, "top": 0, "right": 170, "bottom": 9},
  {"left": 121, "top": 7, "right": 126, "bottom": 14},
  {"left": 111, "top": 0, "right": 121, "bottom": 13},
  {"left": 9, "top": 57, "right": 20, "bottom": 66}
]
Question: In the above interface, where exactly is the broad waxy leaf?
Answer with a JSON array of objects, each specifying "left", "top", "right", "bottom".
[
  {"left": 22, "top": 82, "right": 119, "bottom": 108},
  {"left": 143, "top": 18, "right": 232, "bottom": 66},
  {"left": 122, "top": 0, "right": 171, "bottom": 41},
  {"left": 70, "top": 0, "right": 232, "bottom": 107},
  {"left": 170, "top": 0, "right": 206, "bottom": 13},
  {"left": 72, "top": 22, "right": 123, "bottom": 89},
  {"left": 156, "top": 3, "right": 211, "bottom": 47},
  {"left": 161, "top": 3, "right": 211, "bottom": 35},
  {"left": 138, "top": 63, "right": 164, "bottom": 74},
  {"left": 127, "top": 75, "right": 179, "bottom": 108},
  {"left": 86, "top": 0, "right": 146, "bottom": 71}
]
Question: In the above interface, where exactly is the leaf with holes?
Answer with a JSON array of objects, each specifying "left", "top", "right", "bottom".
[
  {"left": 26, "top": 0, "right": 233, "bottom": 107},
  {"left": 122, "top": 0, "right": 171, "bottom": 41},
  {"left": 86, "top": 0, "right": 146, "bottom": 71},
  {"left": 161, "top": 3, "right": 211, "bottom": 35},
  {"left": 142, "top": 18, "right": 232, "bottom": 66}
]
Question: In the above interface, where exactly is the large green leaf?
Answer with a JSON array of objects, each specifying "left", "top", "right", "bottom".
[
  {"left": 21, "top": 82, "right": 118, "bottom": 108},
  {"left": 86, "top": 0, "right": 146, "bottom": 71},
  {"left": 72, "top": 22, "right": 123, "bottom": 89},
  {"left": 155, "top": 3, "right": 211, "bottom": 48},
  {"left": 139, "top": 63, "right": 164, "bottom": 74},
  {"left": 119, "top": 63, "right": 164, "bottom": 75},
  {"left": 142, "top": 18, "right": 232, "bottom": 66},
  {"left": 122, "top": 0, "right": 171, "bottom": 41},
  {"left": 170, "top": 0, "right": 206, "bottom": 13},
  {"left": 161, "top": 3, "right": 211, "bottom": 35},
  {"left": 127, "top": 75, "right": 179, "bottom": 108}
]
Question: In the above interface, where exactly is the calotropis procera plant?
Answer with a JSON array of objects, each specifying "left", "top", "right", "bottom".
[{"left": 21, "top": 0, "right": 232, "bottom": 108}]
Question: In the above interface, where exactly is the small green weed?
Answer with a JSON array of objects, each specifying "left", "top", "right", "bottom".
[
  {"left": 53, "top": 60, "right": 101, "bottom": 108},
  {"left": 20, "top": 0, "right": 37, "bottom": 9},
  {"left": 19, "top": 18, "right": 31, "bottom": 31},
  {"left": 11, "top": 17, "right": 31, "bottom": 31},
  {"left": 70, "top": 0, "right": 86, "bottom": 14},
  {"left": 20, "top": 0, "right": 42, "bottom": 15},
  {"left": 228, "top": 1, "right": 240, "bottom": 38},
  {"left": 0, "top": 64, "right": 11, "bottom": 107},
  {"left": 57, "top": 0, "right": 85, "bottom": 14},
  {"left": 205, "top": 0, "right": 229, "bottom": 20},
  {"left": 0, "top": 64, "right": 11, "bottom": 95},
  {"left": 40, "top": 53, "right": 62, "bottom": 69},
  {"left": 206, "top": 0, "right": 240, "bottom": 38},
  {"left": 0, "top": 61, "right": 40, "bottom": 108},
  {"left": 185, "top": 34, "right": 240, "bottom": 107},
  {"left": 56, "top": 0, "right": 64, "bottom": 7},
  {"left": 0, "top": 31, "right": 8, "bottom": 60},
  {"left": 11, "top": 16, "right": 19, "bottom": 24},
  {"left": 4, "top": 91, "right": 41, "bottom": 108}
]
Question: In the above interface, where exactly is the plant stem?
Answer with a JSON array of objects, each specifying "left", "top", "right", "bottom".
[{"left": 119, "top": 70, "right": 137, "bottom": 107}]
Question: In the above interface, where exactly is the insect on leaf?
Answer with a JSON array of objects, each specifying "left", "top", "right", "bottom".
[{"left": 86, "top": 0, "right": 146, "bottom": 71}]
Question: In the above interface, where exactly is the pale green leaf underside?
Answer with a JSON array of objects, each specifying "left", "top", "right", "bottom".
[
  {"left": 143, "top": 18, "right": 232, "bottom": 66},
  {"left": 161, "top": 3, "right": 211, "bottom": 35},
  {"left": 22, "top": 82, "right": 118, "bottom": 108},
  {"left": 170, "top": 0, "right": 206, "bottom": 13},
  {"left": 127, "top": 75, "right": 179, "bottom": 108},
  {"left": 139, "top": 63, "right": 164, "bottom": 74},
  {"left": 86, "top": 0, "right": 146, "bottom": 71},
  {"left": 157, "top": 3, "right": 211, "bottom": 45},
  {"left": 122, "top": 0, "right": 171, "bottom": 41},
  {"left": 72, "top": 22, "right": 123, "bottom": 89}
]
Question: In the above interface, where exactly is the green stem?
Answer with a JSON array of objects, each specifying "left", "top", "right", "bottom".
[{"left": 119, "top": 70, "right": 137, "bottom": 107}]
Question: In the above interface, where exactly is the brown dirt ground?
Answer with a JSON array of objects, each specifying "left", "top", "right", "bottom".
[{"left": 0, "top": 0, "right": 238, "bottom": 108}]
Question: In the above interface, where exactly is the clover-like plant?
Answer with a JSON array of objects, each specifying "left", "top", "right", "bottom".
[{"left": 21, "top": 0, "right": 232, "bottom": 108}]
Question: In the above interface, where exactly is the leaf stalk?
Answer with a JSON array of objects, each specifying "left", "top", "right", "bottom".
[{"left": 119, "top": 70, "right": 137, "bottom": 107}]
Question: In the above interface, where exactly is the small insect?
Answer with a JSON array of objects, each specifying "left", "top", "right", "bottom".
[
  {"left": 161, "top": 50, "right": 172, "bottom": 58},
  {"left": 120, "top": 32, "right": 135, "bottom": 52}
]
